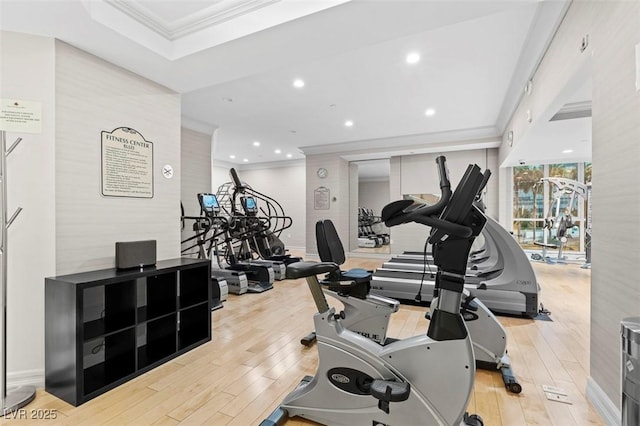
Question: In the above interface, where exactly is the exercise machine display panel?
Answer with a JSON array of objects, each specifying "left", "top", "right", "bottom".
[
  {"left": 198, "top": 193, "right": 220, "bottom": 214},
  {"left": 241, "top": 196, "right": 258, "bottom": 215}
]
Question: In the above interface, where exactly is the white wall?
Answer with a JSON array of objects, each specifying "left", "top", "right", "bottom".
[
  {"left": 55, "top": 41, "right": 181, "bottom": 275},
  {"left": 1, "top": 30, "right": 183, "bottom": 390},
  {"left": 212, "top": 160, "right": 234, "bottom": 191},
  {"left": 305, "top": 154, "right": 350, "bottom": 255},
  {"left": 0, "top": 31, "right": 56, "bottom": 387},
  {"left": 590, "top": 1, "right": 640, "bottom": 420},
  {"left": 181, "top": 128, "right": 212, "bottom": 249},
  {"left": 234, "top": 162, "right": 306, "bottom": 249},
  {"left": 181, "top": 128, "right": 212, "bottom": 217}
]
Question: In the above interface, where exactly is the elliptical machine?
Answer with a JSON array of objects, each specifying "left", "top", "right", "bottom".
[
  {"left": 261, "top": 161, "right": 487, "bottom": 426},
  {"left": 217, "top": 168, "right": 302, "bottom": 269},
  {"left": 196, "top": 193, "right": 273, "bottom": 294}
]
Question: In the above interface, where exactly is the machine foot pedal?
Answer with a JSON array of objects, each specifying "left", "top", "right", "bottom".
[
  {"left": 370, "top": 379, "right": 410, "bottom": 414},
  {"left": 301, "top": 331, "right": 317, "bottom": 346}
]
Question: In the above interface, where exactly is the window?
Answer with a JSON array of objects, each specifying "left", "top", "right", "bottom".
[
  {"left": 513, "top": 166, "right": 544, "bottom": 249},
  {"left": 512, "top": 163, "right": 590, "bottom": 253}
]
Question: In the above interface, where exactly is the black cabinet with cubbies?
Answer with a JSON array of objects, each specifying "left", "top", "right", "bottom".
[{"left": 45, "top": 258, "right": 211, "bottom": 406}]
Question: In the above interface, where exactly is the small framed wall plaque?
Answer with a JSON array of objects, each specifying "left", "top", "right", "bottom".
[{"left": 314, "top": 186, "right": 330, "bottom": 210}]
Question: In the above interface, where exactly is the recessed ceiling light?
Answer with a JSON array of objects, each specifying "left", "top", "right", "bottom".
[
  {"left": 286, "top": 153, "right": 292, "bottom": 158},
  {"left": 345, "top": 120, "right": 354, "bottom": 127},
  {"left": 274, "top": 149, "right": 282, "bottom": 154},
  {"left": 406, "top": 52, "right": 420, "bottom": 64},
  {"left": 562, "top": 149, "right": 574, "bottom": 154},
  {"left": 243, "top": 158, "right": 249, "bottom": 162},
  {"left": 425, "top": 108, "right": 436, "bottom": 117},
  {"left": 253, "top": 141, "right": 260, "bottom": 147},
  {"left": 293, "top": 79, "right": 305, "bottom": 88},
  {"left": 222, "top": 97, "right": 233, "bottom": 102},
  {"left": 229, "top": 154, "right": 236, "bottom": 159}
]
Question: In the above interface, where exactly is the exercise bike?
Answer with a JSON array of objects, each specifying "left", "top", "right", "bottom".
[
  {"left": 261, "top": 161, "right": 487, "bottom": 426},
  {"left": 302, "top": 157, "right": 520, "bottom": 393}
]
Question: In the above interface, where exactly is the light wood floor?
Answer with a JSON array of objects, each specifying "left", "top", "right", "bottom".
[{"left": 5, "top": 257, "right": 604, "bottom": 425}]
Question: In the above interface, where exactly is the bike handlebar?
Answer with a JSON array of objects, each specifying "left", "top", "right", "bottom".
[{"left": 381, "top": 156, "right": 473, "bottom": 239}]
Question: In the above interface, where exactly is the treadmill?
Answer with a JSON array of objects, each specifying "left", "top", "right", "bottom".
[{"left": 371, "top": 171, "right": 540, "bottom": 318}]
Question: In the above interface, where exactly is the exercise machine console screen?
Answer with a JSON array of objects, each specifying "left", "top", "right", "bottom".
[
  {"left": 198, "top": 193, "right": 220, "bottom": 214},
  {"left": 241, "top": 196, "right": 258, "bottom": 215}
]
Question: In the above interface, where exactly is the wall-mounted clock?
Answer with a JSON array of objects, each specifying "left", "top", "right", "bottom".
[
  {"left": 317, "top": 167, "right": 328, "bottom": 179},
  {"left": 162, "top": 164, "right": 174, "bottom": 179}
]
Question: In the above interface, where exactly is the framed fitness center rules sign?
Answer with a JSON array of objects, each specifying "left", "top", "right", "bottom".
[{"left": 101, "top": 127, "right": 154, "bottom": 198}]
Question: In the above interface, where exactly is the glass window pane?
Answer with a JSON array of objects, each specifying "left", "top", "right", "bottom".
[
  {"left": 547, "top": 163, "right": 580, "bottom": 217},
  {"left": 513, "top": 166, "right": 544, "bottom": 219},
  {"left": 512, "top": 163, "right": 590, "bottom": 253},
  {"left": 512, "top": 220, "right": 545, "bottom": 249},
  {"left": 549, "top": 220, "right": 581, "bottom": 252},
  {"left": 548, "top": 163, "right": 578, "bottom": 179}
]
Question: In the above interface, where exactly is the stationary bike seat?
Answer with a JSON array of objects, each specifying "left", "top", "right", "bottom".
[{"left": 286, "top": 261, "right": 339, "bottom": 279}]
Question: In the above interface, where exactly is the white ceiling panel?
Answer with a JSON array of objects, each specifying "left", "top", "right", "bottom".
[{"left": 0, "top": 0, "right": 578, "bottom": 167}]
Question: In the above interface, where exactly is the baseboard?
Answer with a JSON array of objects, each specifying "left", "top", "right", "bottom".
[
  {"left": 347, "top": 251, "right": 391, "bottom": 260},
  {"left": 285, "top": 245, "right": 306, "bottom": 253},
  {"left": 7, "top": 369, "right": 44, "bottom": 389},
  {"left": 586, "top": 377, "right": 620, "bottom": 426}
]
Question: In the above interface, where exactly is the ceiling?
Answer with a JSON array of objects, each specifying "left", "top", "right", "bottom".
[{"left": 1, "top": 0, "right": 589, "bottom": 168}]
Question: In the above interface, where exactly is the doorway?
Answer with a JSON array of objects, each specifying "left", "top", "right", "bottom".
[{"left": 353, "top": 159, "right": 391, "bottom": 255}]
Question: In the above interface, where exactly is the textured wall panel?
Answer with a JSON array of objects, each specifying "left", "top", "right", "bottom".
[
  {"left": 180, "top": 128, "right": 212, "bottom": 246},
  {"left": 55, "top": 41, "right": 181, "bottom": 274},
  {"left": 591, "top": 0, "right": 640, "bottom": 409}
]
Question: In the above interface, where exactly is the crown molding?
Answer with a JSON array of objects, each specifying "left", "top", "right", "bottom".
[
  {"left": 300, "top": 126, "right": 501, "bottom": 161},
  {"left": 300, "top": 125, "right": 500, "bottom": 156},
  {"left": 105, "top": 0, "right": 280, "bottom": 41},
  {"left": 550, "top": 100, "right": 592, "bottom": 121},
  {"left": 359, "top": 176, "right": 390, "bottom": 183},
  {"left": 238, "top": 158, "right": 306, "bottom": 171},
  {"left": 212, "top": 158, "right": 305, "bottom": 171},
  {"left": 341, "top": 137, "right": 501, "bottom": 162},
  {"left": 87, "top": 0, "right": 351, "bottom": 60},
  {"left": 212, "top": 159, "right": 237, "bottom": 170}
]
